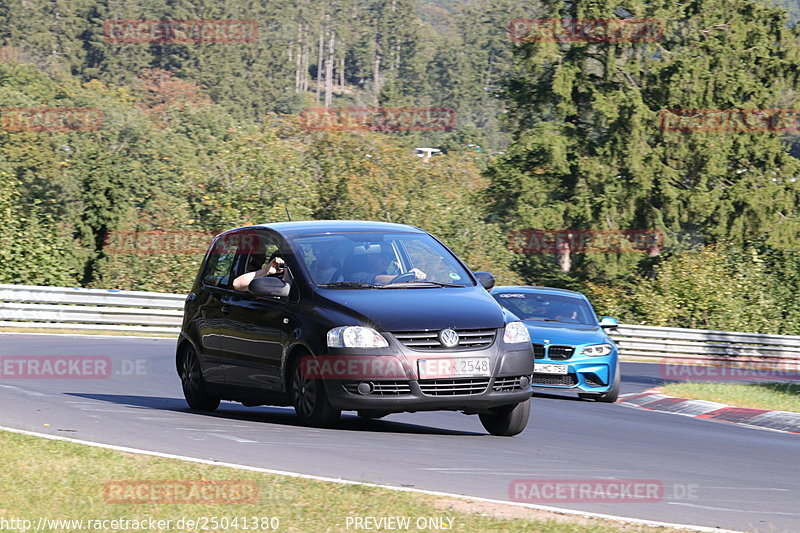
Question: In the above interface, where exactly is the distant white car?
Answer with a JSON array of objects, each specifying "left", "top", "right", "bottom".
[{"left": 415, "top": 147, "right": 441, "bottom": 159}]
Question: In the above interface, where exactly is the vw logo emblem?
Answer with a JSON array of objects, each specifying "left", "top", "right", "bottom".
[
  {"left": 543, "top": 339, "right": 550, "bottom": 344},
  {"left": 439, "top": 328, "right": 459, "bottom": 348}
]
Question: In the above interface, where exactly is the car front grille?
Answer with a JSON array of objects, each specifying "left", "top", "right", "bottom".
[
  {"left": 548, "top": 345, "right": 575, "bottom": 360},
  {"left": 493, "top": 375, "right": 531, "bottom": 392},
  {"left": 392, "top": 329, "right": 496, "bottom": 350},
  {"left": 418, "top": 378, "right": 490, "bottom": 395},
  {"left": 531, "top": 373, "right": 578, "bottom": 386},
  {"left": 532, "top": 343, "right": 546, "bottom": 359},
  {"left": 342, "top": 381, "right": 411, "bottom": 395}
]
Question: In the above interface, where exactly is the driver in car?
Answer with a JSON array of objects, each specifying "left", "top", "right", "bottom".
[{"left": 352, "top": 249, "right": 427, "bottom": 284}]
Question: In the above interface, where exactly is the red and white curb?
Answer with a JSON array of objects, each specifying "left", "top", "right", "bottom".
[{"left": 619, "top": 389, "right": 800, "bottom": 435}]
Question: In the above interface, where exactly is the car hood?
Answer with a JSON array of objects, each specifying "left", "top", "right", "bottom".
[
  {"left": 523, "top": 322, "right": 611, "bottom": 346},
  {"left": 316, "top": 287, "right": 506, "bottom": 331}
]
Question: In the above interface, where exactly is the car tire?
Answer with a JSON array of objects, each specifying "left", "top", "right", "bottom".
[
  {"left": 290, "top": 354, "right": 341, "bottom": 427},
  {"left": 578, "top": 360, "right": 621, "bottom": 403},
  {"left": 479, "top": 398, "right": 531, "bottom": 436},
  {"left": 179, "top": 345, "right": 220, "bottom": 411}
]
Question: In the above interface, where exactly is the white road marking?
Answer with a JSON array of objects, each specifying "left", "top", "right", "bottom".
[
  {"left": 667, "top": 502, "right": 800, "bottom": 516},
  {"left": 0, "top": 384, "right": 45, "bottom": 396},
  {"left": 209, "top": 433, "right": 259, "bottom": 443}
]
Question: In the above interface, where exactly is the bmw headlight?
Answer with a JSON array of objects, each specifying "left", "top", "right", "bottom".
[
  {"left": 503, "top": 321, "right": 531, "bottom": 344},
  {"left": 327, "top": 326, "right": 389, "bottom": 348},
  {"left": 581, "top": 344, "right": 613, "bottom": 356}
]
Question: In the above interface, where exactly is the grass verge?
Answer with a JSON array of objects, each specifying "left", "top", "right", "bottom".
[
  {"left": 659, "top": 382, "right": 800, "bottom": 413},
  {"left": 0, "top": 429, "right": 690, "bottom": 533}
]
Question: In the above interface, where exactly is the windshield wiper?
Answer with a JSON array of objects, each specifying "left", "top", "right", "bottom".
[
  {"left": 318, "top": 281, "right": 376, "bottom": 289},
  {"left": 524, "top": 318, "right": 560, "bottom": 322},
  {"left": 380, "top": 280, "right": 465, "bottom": 288}
]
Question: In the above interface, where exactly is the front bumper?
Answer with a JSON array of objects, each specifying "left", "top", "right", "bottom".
[
  {"left": 319, "top": 344, "right": 534, "bottom": 413},
  {"left": 532, "top": 354, "right": 617, "bottom": 392}
]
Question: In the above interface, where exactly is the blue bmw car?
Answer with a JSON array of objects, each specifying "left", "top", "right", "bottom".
[{"left": 490, "top": 286, "right": 620, "bottom": 402}]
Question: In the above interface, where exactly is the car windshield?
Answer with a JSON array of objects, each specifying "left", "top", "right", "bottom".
[
  {"left": 494, "top": 292, "right": 597, "bottom": 325},
  {"left": 288, "top": 232, "right": 473, "bottom": 287}
]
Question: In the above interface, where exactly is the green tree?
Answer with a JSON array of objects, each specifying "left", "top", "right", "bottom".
[{"left": 488, "top": 0, "right": 800, "bottom": 284}]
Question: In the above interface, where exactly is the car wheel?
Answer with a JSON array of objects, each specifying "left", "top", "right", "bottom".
[
  {"left": 290, "top": 355, "right": 341, "bottom": 427},
  {"left": 479, "top": 398, "right": 531, "bottom": 436},
  {"left": 179, "top": 345, "right": 220, "bottom": 411},
  {"left": 578, "top": 360, "right": 621, "bottom": 403}
]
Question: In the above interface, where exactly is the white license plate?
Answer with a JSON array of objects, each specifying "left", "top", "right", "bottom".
[
  {"left": 534, "top": 363, "right": 569, "bottom": 375},
  {"left": 418, "top": 357, "right": 491, "bottom": 379}
]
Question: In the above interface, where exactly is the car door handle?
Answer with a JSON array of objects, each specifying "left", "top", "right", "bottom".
[{"left": 220, "top": 306, "right": 230, "bottom": 315}]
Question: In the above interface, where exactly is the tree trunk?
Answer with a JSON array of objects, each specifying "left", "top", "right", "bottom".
[
  {"left": 315, "top": 22, "right": 324, "bottom": 103},
  {"left": 294, "top": 23, "right": 302, "bottom": 91},
  {"left": 324, "top": 30, "right": 335, "bottom": 108}
]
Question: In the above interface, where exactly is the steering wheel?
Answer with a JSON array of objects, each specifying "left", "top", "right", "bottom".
[{"left": 388, "top": 271, "right": 417, "bottom": 283}]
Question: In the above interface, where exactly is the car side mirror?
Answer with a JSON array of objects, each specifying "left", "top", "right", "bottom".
[
  {"left": 599, "top": 316, "right": 619, "bottom": 329},
  {"left": 473, "top": 271, "right": 495, "bottom": 290},
  {"left": 249, "top": 276, "right": 290, "bottom": 298}
]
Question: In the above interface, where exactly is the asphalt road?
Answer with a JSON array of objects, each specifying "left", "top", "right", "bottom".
[{"left": 0, "top": 334, "right": 798, "bottom": 532}]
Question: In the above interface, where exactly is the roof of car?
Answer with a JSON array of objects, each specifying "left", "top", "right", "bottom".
[
  {"left": 491, "top": 286, "right": 587, "bottom": 298},
  {"left": 226, "top": 220, "right": 426, "bottom": 237}
]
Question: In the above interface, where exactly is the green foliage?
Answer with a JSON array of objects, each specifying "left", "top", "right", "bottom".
[
  {"left": 489, "top": 0, "right": 800, "bottom": 284},
  {"left": 1, "top": 0, "right": 799, "bottom": 336},
  {"left": 0, "top": 170, "right": 82, "bottom": 285},
  {"left": 586, "top": 245, "right": 799, "bottom": 335}
]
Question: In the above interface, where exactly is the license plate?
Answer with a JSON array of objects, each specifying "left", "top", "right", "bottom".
[
  {"left": 418, "top": 357, "right": 491, "bottom": 379},
  {"left": 534, "top": 363, "right": 568, "bottom": 375}
]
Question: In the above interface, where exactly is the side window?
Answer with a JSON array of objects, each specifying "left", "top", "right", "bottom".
[
  {"left": 230, "top": 231, "right": 280, "bottom": 280},
  {"left": 202, "top": 239, "right": 237, "bottom": 288}
]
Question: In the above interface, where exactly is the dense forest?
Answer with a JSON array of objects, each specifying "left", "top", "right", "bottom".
[{"left": 1, "top": 0, "right": 800, "bottom": 334}]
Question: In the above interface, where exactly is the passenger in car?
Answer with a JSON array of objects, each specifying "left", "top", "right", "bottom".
[{"left": 233, "top": 252, "right": 286, "bottom": 291}]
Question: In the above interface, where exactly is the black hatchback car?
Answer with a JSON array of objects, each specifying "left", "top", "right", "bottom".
[{"left": 177, "top": 221, "right": 534, "bottom": 435}]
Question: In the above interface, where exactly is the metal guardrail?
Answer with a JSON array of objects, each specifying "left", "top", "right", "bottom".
[
  {"left": 608, "top": 324, "right": 800, "bottom": 363},
  {"left": 0, "top": 284, "right": 184, "bottom": 334},
  {"left": 0, "top": 284, "right": 798, "bottom": 363}
]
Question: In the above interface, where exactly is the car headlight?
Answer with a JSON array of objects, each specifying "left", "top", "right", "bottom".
[
  {"left": 581, "top": 344, "right": 613, "bottom": 356},
  {"left": 327, "top": 326, "right": 389, "bottom": 348},
  {"left": 503, "top": 321, "right": 531, "bottom": 344}
]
